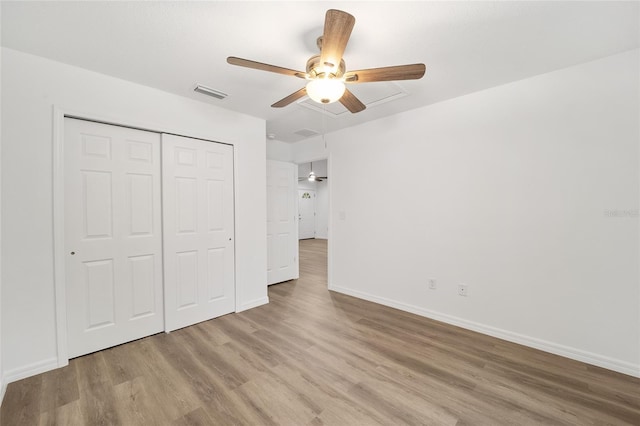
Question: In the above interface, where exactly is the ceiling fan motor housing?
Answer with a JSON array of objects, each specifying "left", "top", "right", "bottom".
[{"left": 306, "top": 54, "right": 346, "bottom": 79}]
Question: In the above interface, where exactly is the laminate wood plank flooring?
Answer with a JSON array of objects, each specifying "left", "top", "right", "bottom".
[{"left": 2, "top": 238, "right": 639, "bottom": 425}]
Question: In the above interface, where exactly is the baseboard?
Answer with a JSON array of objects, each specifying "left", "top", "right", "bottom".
[
  {"left": 3, "top": 357, "right": 59, "bottom": 387},
  {"left": 236, "top": 296, "right": 269, "bottom": 313},
  {"left": 329, "top": 284, "right": 640, "bottom": 378},
  {"left": 1, "top": 378, "right": 6, "bottom": 407}
]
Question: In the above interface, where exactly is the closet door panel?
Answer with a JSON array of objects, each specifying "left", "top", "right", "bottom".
[
  {"left": 162, "top": 134, "right": 235, "bottom": 332},
  {"left": 65, "top": 118, "right": 163, "bottom": 358}
]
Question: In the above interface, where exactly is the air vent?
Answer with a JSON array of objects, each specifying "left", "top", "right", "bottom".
[
  {"left": 294, "top": 129, "right": 320, "bottom": 137},
  {"left": 194, "top": 84, "right": 228, "bottom": 100}
]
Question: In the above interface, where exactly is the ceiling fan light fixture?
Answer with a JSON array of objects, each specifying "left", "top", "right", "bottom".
[{"left": 306, "top": 78, "right": 345, "bottom": 104}]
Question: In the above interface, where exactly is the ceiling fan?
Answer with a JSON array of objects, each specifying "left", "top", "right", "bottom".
[
  {"left": 227, "top": 9, "right": 426, "bottom": 113},
  {"left": 299, "top": 162, "right": 327, "bottom": 182}
]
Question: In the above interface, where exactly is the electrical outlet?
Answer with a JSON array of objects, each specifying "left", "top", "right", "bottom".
[
  {"left": 458, "top": 284, "right": 468, "bottom": 296},
  {"left": 428, "top": 278, "right": 437, "bottom": 290}
]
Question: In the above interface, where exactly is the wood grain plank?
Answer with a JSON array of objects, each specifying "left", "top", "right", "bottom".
[
  {"left": 39, "top": 400, "right": 83, "bottom": 426},
  {"left": 112, "top": 376, "right": 168, "bottom": 425},
  {"left": 1, "top": 375, "right": 42, "bottom": 425},
  {"left": 172, "top": 406, "right": 217, "bottom": 426},
  {"left": 38, "top": 363, "right": 79, "bottom": 414},
  {"left": 101, "top": 338, "right": 148, "bottom": 386},
  {"left": 127, "top": 337, "right": 202, "bottom": 421},
  {"left": 74, "top": 352, "right": 122, "bottom": 426}
]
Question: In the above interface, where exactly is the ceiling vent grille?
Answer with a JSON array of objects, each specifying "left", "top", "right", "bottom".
[
  {"left": 294, "top": 128, "right": 320, "bottom": 137},
  {"left": 194, "top": 84, "right": 228, "bottom": 100}
]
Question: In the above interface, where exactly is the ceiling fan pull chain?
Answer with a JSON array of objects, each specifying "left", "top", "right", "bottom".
[{"left": 322, "top": 103, "right": 328, "bottom": 149}]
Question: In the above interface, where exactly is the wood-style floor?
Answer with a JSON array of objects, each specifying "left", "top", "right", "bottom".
[{"left": 2, "top": 238, "right": 640, "bottom": 425}]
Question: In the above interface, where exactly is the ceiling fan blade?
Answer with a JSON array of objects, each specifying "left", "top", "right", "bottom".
[
  {"left": 339, "top": 88, "right": 366, "bottom": 113},
  {"left": 227, "top": 57, "right": 307, "bottom": 79},
  {"left": 272, "top": 87, "right": 307, "bottom": 108},
  {"left": 319, "top": 10, "right": 355, "bottom": 72},
  {"left": 344, "top": 63, "right": 426, "bottom": 83}
]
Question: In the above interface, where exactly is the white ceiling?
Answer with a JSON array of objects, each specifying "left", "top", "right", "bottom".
[{"left": 2, "top": 1, "right": 638, "bottom": 143}]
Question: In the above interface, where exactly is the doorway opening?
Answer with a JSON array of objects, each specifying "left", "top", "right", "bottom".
[
  {"left": 297, "top": 160, "right": 328, "bottom": 241},
  {"left": 296, "top": 159, "right": 329, "bottom": 286},
  {"left": 265, "top": 158, "right": 330, "bottom": 288}
]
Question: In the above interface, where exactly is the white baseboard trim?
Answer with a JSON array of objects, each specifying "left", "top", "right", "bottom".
[
  {"left": 236, "top": 296, "right": 269, "bottom": 313},
  {"left": 329, "top": 284, "right": 640, "bottom": 378},
  {"left": 1, "top": 378, "right": 6, "bottom": 407},
  {"left": 3, "top": 357, "right": 59, "bottom": 387}
]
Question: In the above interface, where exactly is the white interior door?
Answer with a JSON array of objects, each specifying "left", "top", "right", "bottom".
[
  {"left": 162, "top": 134, "right": 235, "bottom": 332},
  {"left": 298, "top": 189, "right": 316, "bottom": 239},
  {"left": 267, "top": 160, "right": 298, "bottom": 285},
  {"left": 65, "top": 118, "right": 163, "bottom": 358}
]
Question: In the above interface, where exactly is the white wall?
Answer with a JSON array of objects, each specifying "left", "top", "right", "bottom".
[
  {"left": 303, "top": 50, "right": 640, "bottom": 376},
  {"left": 297, "top": 180, "right": 317, "bottom": 191},
  {"left": 266, "top": 139, "right": 293, "bottom": 162},
  {"left": 293, "top": 137, "right": 328, "bottom": 165},
  {"left": 1, "top": 48, "right": 268, "bottom": 383},
  {"left": 315, "top": 181, "right": 329, "bottom": 239}
]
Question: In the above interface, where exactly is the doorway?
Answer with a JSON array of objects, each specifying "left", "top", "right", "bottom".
[
  {"left": 298, "top": 189, "right": 316, "bottom": 239},
  {"left": 297, "top": 160, "right": 329, "bottom": 241},
  {"left": 266, "top": 160, "right": 298, "bottom": 285},
  {"left": 296, "top": 159, "right": 329, "bottom": 286}
]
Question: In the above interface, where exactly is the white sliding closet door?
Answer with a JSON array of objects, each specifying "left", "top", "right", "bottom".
[
  {"left": 162, "top": 134, "right": 235, "bottom": 332},
  {"left": 65, "top": 118, "right": 163, "bottom": 358},
  {"left": 267, "top": 160, "right": 298, "bottom": 285}
]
